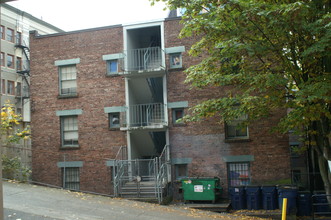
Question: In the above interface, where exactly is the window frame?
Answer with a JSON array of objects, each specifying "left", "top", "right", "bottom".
[
  {"left": 7, "top": 80, "right": 15, "bottom": 95},
  {"left": 62, "top": 167, "right": 80, "bottom": 190},
  {"left": 0, "top": 52, "right": 4, "bottom": 67},
  {"left": 109, "top": 112, "right": 120, "bottom": 129},
  {"left": 16, "top": 57, "right": 22, "bottom": 71},
  {"left": 175, "top": 164, "right": 188, "bottom": 180},
  {"left": 59, "top": 64, "right": 77, "bottom": 97},
  {"left": 225, "top": 114, "right": 249, "bottom": 140},
  {"left": 227, "top": 162, "right": 251, "bottom": 187},
  {"left": 107, "top": 59, "right": 118, "bottom": 75},
  {"left": 16, "top": 31, "right": 22, "bottom": 45},
  {"left": 6, "top": 28, "right": 14, "bottom": 42},
  {"left": 172, "top": 108, "right": 184, "bottom": 125},
  {"left": 60, "top": 115, "right": 79, "bottom": 148},
  {"left": 2, "top": 79, "right": 5, "bottom": 94},
  {"left": 0, "top": 26, "right": 4, "bottom": 39},
  {"left": 16, "top": 82, "right": 22, "bottom": 97},
  {"left": 7, "top": 54, "right": 14, "bottom": 68},
  {"left": 169, "top": 53, "right": 182, "bottom": 69}
]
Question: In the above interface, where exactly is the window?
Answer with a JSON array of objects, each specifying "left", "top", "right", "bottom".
[
  {"left": 107, "top": 60, "right": 118, "bottom": 75},
  {"left": 228, "top": 162, "right": 251, "bottom": 187},
  {"left": 16, "top": 82, "right": 22, "bottom": 96},
  {"left": 225, "top": 114, "right": 248, "bottom": 139},
  {"left": 0, "top": 26, "right": 4, "bottom": 39},
  {"left": 7, "top": 54, "right": 14, "bottom": 68},
  {"left": 16, "top": 107, "right": 22, "bottom": 115},
  {"left": 172, "top": 108, "right": 184, "bottom": 124},
  {"left": 61, "top": 116, "right": 79, "bottom": 147},
  {"left": 170, "top": 53, "right": 182, "bottom": 69},
  {"left": 109, "top": 112, "right": 120, "bottom": 128},
  {"left": 16, "top": 32, "right": 22, "bottom": 45},
  {"left": 175, "top": 164, "right": 188, "bottom": 179},
  {"left": 2, "top": 79, "right": 5, "bottom": 94},
  {"left": 62, "top": 167, "right": 80, "bottom": 190},
  {"left": 0, "top": 53, "right": 4, "bottom": 66},
  {"left": 16, "top": 57, "right": 22, "bottom": 71},
  {"left": 59, "top": 65, "right": 77, "bottom": 96},
  {"left": 6, "top": 28, "right": 14, "bottom": 42},
  {"left": 7, "top": 80, "right": 15, "bottom": 95}
]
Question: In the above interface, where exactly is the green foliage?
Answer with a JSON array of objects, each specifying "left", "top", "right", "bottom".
[
  {"left": 1, "top": 155, "right": 31, "bottom": 182},
  {"left": 150, "top": 0, "right": 331, "bottom": 191},
  {"left": 151, "top": 0, "right": 331, "bottom": 140}
]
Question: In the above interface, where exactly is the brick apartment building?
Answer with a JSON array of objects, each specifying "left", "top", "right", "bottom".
[{"left": 29, "top": 15, "right": 292, "bottom": 202}]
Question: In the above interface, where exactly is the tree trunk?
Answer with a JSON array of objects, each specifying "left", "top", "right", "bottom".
[{"left": 317, "top": 152, "right": 331, "bottom": 206}]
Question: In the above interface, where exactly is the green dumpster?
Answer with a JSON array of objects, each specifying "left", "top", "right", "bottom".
[{"left": 181, "top": 177, "right": 222, "bottom": 203}]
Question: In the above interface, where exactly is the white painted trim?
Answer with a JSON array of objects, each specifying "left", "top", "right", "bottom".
[
  {"left": 163, "top": 74, "right": 168, "bottom": 125},
  {"left": 123, "top": 20, "right": 164, "bottom": 29}
]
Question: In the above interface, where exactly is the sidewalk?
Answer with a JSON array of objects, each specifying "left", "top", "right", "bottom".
[{"left": 3, "top": 181, "right": 263, "bottom": 220}]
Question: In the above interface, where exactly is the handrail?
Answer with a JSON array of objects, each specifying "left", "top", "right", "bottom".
[
  {"left": 156, "top": 162, "right": 169, "bottom": 203},
  {"left": 113, "top": 145, "right": 170, "bottom": 203},
  {"left": 115, "top": 146, "right": 127, "bottom": 161},
  {"left": 124, "top": 46, "right": 163, "bottom": 72},
  {"left": 125, "top": 103, "right": 166, "bottom": 127}
]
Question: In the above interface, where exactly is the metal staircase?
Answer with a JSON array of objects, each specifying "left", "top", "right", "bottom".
[
  {"left": 113, "top": 145, "right": 170, "bottom": 203},
  {"left": 15, "top": 40, "right": 30, "bottom": 95}
]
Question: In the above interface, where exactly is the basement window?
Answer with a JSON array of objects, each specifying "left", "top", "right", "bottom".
[
  {"left": 62, "top": 167, "right": 80, "bottom": 190},
  {"left": 227, "top": 162, "right": 251, "bottom": 187},
  {"left": 175, "top": 164, "right": 188, "bottom": 180}
]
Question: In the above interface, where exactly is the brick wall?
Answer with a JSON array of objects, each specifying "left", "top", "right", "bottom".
[
  {"left": 164, "top": 18, "right": 291, "bottom": 197},
  {"left": 30, "top": 19, "right": 291, "bottom": 197},
  {"left": 30, "top": 26, "right": 127, "bottom": 194}
]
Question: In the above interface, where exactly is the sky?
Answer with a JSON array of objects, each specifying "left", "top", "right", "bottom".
[{"left": 7, "top": 0, "right": 169, "bottom": 31}]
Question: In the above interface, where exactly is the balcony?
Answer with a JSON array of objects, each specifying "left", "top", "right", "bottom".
[
  {"left": 123, "top": 47, "right": 165, "bottom": 74},
  {"left": 121, "top": 103, "right": 167, "bottom": 129}
]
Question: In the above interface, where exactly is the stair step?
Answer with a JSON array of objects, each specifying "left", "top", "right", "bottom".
[
  {"left": 120, "top": 192, "right": 157, "bottom": 198},
  {"left": 120, "top": 191, "right": 155, "bottom": 195}
]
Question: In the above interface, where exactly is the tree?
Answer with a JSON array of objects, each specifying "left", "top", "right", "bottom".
[
  {"left": 151, "top": 0, "right": 331, "bottom": 193},
  {"left": 0, "top": 102, "right": 30, "bottom": 218}
]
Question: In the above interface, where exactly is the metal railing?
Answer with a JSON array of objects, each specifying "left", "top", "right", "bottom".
[
  {"left": 124, "top": 47, "right": 163, "bottom": 72},
  {"left": 113, "top": 145, "right": 170, "bottom": 203},
  {"left": 114, "top": 159, "right": 157, "bottom": 197},
  {"left": 156, "top": 145, "right": 170, "bottom": 203},
  {"left": 115, "top": 146, "right": 127, "bottom": 161},
  {"left": 122, "top": 103, "right": 166, "bottom": 128}
]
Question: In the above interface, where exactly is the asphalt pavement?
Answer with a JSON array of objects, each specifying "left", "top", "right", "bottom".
[{"left": 3, "top": 181, "right": 243, "bottom": 220}]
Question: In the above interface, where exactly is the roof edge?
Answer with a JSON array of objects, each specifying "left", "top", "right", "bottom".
[
  {"left": 30, "top": 24, "right": 123, "bottom": 38},
  {"left": 2, "top": 3, "right": 64, "bottom": 32}
]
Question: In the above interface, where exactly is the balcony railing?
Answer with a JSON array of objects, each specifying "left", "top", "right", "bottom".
[
  {"left": 122, "top": 103, "right": 167, "bottom": 128},
  {"left": 124, "top": 47, "right": 164, "bottom": 72}
]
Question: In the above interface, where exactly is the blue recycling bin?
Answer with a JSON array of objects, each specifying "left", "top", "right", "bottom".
[
  {"left": 245, "top": 186, "right": 262, "bottom": 210},
  {"left": 261, "top": 186, "right": 278, "bottom": 210},
  {"left": 297, "top": 192, "right": 312, "bottom": 216},
  {"left": 278, "top": 187, "right": 298, "bottom": 214},
  {"left": 229, "top": 186, "right": 246, "bottom": 210}
]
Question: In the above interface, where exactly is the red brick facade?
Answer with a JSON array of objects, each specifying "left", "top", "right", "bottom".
[{"left": 30, "top": 18, "right": 291, "bottom": 196}]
